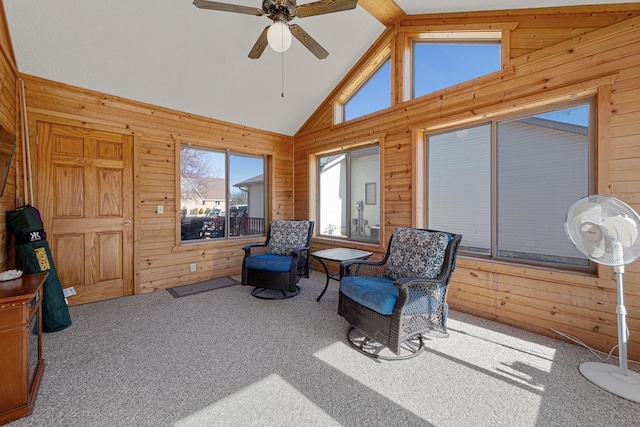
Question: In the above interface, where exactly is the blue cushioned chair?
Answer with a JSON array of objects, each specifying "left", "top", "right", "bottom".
[
  {"left": 241, "top": 220, "right": 314, "bottom": 299},
  {"left": 338, "top": 227, "right": 462, "bottom": 360}
]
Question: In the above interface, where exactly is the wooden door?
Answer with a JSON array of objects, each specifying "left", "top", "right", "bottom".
[{"left": 37, "top": 123, "right": 133, "bottom": 305}]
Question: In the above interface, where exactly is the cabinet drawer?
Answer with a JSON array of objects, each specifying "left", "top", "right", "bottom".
[
  {"left": 0, "top": 304, "right": 29, "bottom": 328},
  {"left": 0, "top": 295, "right": 41, "bottom": 328},
  {"left": 0, "top": 305, "right": 25, "bottom": 329}
]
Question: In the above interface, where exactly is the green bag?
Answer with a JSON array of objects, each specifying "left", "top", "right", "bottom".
[{"left": 6, "top": 205, "right": 71, "bottom": 332}]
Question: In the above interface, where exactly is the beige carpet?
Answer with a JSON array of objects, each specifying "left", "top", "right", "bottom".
[{"left": 8, "top": 271, "right": 640, "bottom": 426}]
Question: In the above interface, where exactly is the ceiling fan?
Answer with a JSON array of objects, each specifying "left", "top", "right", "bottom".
[{"left": 193, "top": 0, "right": 358, "bottom": 59}]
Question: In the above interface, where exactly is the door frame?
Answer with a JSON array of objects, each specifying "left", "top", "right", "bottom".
[{"left": 34, "top": 120, "right": 138, "bottom": 301}]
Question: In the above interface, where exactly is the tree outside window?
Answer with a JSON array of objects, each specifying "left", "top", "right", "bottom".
[{"left": 180, "top": 145, "right": 265, "bottom": 242}]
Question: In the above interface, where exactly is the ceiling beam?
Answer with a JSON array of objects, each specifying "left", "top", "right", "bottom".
[{"left": 358, "top": 0, "right": 406, "bottom": 26}]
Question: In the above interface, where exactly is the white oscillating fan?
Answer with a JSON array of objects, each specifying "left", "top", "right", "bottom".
[{"left": 565, "top": 194, "right": 640, "bottom": 402}]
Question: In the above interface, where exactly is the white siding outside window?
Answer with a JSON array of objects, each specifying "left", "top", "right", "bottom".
[
  {"left": 497, "top": 117, "right": 589, "bottom": 264},
  {"left": 247, "top": 183, "right": 264, "bottom": 218},
  {"left": 351, "top": 148, "right": 380, "bottom": 239},
  {"left": 426, "top": 102, "right": 592, "bottom": 269},
  {"left": 428, "top": 124, "right": 491, "bottom": 254},
  {"left": 318, "top": 147, "right": 380, "bottom": 242},
  {"left": 319, "top": 155, "right": 347, "bottom": 237}
]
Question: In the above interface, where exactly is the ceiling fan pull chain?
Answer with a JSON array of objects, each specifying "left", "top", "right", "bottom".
[{"left": 281, "top": 44, "right": 285, "bottom": 98}]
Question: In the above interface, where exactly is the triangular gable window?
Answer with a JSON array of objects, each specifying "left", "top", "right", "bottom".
[{"left": 343, "top": 58, "right": 391, "bottom": 122}]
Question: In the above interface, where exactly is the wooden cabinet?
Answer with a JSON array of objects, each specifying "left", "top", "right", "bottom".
[{"left": 0, "top": 273, "right": 47, "bottom": 425}]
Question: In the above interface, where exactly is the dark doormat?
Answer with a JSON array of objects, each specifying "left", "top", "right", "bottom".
[{"left": 167, "top": 276, "right": 240, "bottom": 298}]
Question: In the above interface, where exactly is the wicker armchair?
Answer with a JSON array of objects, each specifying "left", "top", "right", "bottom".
[
  {"left": 241, "top": 220, "right": 314, "bottom": 299},
  {"left": 338, "top": 227, "right": 462, "bottom": 360}
]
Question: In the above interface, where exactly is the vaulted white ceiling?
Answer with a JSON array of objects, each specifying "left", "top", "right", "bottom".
[{"left": 4, "top": 1, "right": 638, "bottom": 136}]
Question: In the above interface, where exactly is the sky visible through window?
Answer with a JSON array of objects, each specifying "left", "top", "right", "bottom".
[
  {"left": 344, "top": 59, "right": 391, "bottom": 121},
  {"left": 344, "top": 43, "right": 587, "bottom": 130},
  {"left": 536, "top": 105, "right": 589, "bottom": 127},
  {"left": 184, "top": 148, "right": 262, "bottom": 189},
  {"left": 414, "top": 43, "right": 501, "bottom": 98},
  {"left": 345, "top": 44, "right": 501, "bottom": 121}
]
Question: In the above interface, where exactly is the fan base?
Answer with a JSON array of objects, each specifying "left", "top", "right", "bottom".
[{"left": 580, "top": 361, "right": 640, "bottom": 402}]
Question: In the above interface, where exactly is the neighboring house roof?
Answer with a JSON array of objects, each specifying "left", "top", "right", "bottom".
[
  {"left": 321, "top": 154, "right": 346, "bottom": 172},
  {"left": 233, "top": 174, "right": 264, "bottom": 188},
  {"left": 182, "top": 177, "right": 225, "bottom": 201},
  {"left": 518, "top": 117, "right": 588, "bottom": 136}
]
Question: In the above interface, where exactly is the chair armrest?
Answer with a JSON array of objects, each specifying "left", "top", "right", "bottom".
[
  {"left": 393, "top": 258, "right": 454, "bottom": 289},
  {"left": 291, "top": 246, "right": 311, "bottom": 257},
  {"left": 341, "top": 259, "right": 386, "bottom": 277},
  {"left": 242, "top": 242, "right": 268, "bottom": 256},
  {"left": 392, "top": 276, "right": 449, "bottom": 318},
  {"left": 393, "top": 276, "right": 444, "bottom": 290}
]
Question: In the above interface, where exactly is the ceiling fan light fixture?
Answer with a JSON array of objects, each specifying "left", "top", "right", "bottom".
[
  {"left": 193, "top": 0, "right": 353, "bottom": 59},
  {"left": 267, "top": 20, "right": 292, "bottom": 53}
]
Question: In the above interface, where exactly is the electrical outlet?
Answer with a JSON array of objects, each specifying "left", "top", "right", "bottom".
[
  {"left": 63, "top": 287, "right": 76, "bottom": 298},
  {"left": 157, "top": 205, "right": 164, "bottom": 214},
  {"left": 190, "top": 263, "right": 197, "bottom": 272}
]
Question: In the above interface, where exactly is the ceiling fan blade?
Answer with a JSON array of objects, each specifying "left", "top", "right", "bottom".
[
  {"left": 248, "top": 26, "right": 270, "bottom": 59},
  {"left": 295, "top": 0, "right": 358, "bottom": 18},
  {"left": 193, "top": 0, "right": 263, "bottom": 16},
  {"left": 290, "top": 24, "right": 329, "bottom": 59}
]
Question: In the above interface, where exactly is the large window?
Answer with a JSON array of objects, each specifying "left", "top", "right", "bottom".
[
  {"left": 413, "top": 35, "right": 501, "bottom": 99},
  {"left": 427, "top": 101, "right": 593, "bottom": 269},
  {"left": 318, "top": 146, "right": 380, "bottom": 242},
  {"left": 343, "top": 58, "right": 391, "bottom": 122},
  {"left": 180, "top": 145, "right": 265, "bottom": 242}
]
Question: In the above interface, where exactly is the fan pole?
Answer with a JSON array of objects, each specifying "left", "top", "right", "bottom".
[{"left": 615, "top": 266, "right": 629, "bottom": 377}]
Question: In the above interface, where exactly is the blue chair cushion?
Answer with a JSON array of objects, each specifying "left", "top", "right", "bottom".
[
  {"left": 340, "top": 276, "right": 399, "bottom": 315},
  {"left": 244, "top": 254, "right": 292, "bottom": 273}
]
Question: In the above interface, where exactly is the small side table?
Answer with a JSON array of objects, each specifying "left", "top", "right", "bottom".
[{"left": 311, "top": 248, "right": 373, "bottom": 302}]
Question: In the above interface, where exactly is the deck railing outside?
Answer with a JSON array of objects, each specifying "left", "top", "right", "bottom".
[{"left": 180, "top": 215, "right": 265, "bottom": 240}]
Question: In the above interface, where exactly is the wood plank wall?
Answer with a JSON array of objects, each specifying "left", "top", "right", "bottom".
[
  {"left": 294, "top": 5, "right": 640, "bottom": 359},
  {"left": 0, "top": 1, "right": 18, "bottom": 271},
  {"left": 19, "top": 74, "right": 293, "bottom": 296}
]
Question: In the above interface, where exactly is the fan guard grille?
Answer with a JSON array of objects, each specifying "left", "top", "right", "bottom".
[{"left": 565, "top": 195, "right": 640, "bottom": 266}]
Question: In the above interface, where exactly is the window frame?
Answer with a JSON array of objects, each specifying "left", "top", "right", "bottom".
[
  {"left": 341, "top": 56, "right": 392, "bottom": 123},
  {"left": 402, "top": 24, "right": 516, "bottom": 102},
  {"left": 316, "top": 144, "right": 382, "bottom": 243},
  {"left": 176, "top": 141, "right": 268, "bottom": 246},
  {"left": 424, "top": 98, "right": 595, "bottom": 271},
  {"left": 334, "top": 38, "right": 392, "bottom": 125}
]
